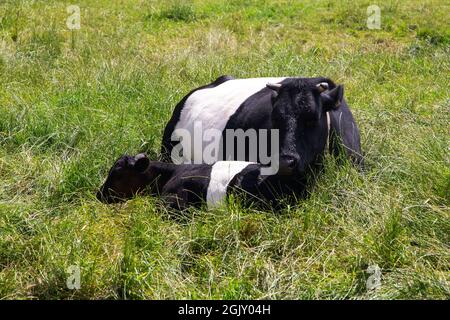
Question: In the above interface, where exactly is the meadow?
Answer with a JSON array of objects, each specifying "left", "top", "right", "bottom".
[{"left": 0, "top": 0, "right": 448, "bottom": 299}]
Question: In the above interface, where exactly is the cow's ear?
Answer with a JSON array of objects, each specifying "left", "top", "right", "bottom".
[
  {"left": 266, "top": 83, "right": 282, "bottom": 93},
  {"left": 134, "top": 153, "right": 150, "bottom": 173},
  {"left": 321, "top": 85, "right": 344, "bottom": 110}
]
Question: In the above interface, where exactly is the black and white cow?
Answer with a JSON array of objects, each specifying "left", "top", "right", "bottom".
[
  {"left": 97, "top": 154, "right": 305, "bottom": 210},
  {"left": 161, "top": 76, "right": 363, "bottom": 175}
]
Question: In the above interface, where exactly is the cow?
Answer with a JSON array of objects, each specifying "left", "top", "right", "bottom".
[
  {"left": 161, "top": 76, "right": 363, "bottom": 176},
  {"left": 96, "top": 153, "right": 306, "bottom": 210}
]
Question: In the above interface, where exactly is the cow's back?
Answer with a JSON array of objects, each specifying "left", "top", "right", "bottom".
[
  {"left": 161, "top": 75, "right": 234, "bottom": 161},
  {"left": 161, "top": 76, "right": 286, "bottom": 163}
]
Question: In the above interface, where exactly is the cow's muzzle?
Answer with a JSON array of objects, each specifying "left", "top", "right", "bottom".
[{"left": 278, "top": 156, "right": 299, "bottom": 175}]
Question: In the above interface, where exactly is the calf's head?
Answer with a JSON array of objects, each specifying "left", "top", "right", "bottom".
[
  {"left": 266, "top": 78, "right": 343, "bottom": 175},
  {"left": 97, "top": 153, "right": 151, "bottom": 203}
]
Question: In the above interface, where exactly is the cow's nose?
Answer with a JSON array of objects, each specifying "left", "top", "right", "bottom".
[
  {"left": 285, "top": 157, "right": 298, "bottom": 169},
  {"left": 279, "top": 156, "right": 299, "bottom": 175}
]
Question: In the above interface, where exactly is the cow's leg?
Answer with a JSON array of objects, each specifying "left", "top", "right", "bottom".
[{"left": 161, "top": 193, "right": 188, "bottom": 211}]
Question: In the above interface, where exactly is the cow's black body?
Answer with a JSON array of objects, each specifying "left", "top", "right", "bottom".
[{"left": 161, "top": 76, "right": 363, "bottom": 175}]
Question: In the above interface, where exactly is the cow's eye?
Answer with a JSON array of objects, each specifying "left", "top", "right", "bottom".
[
  {"left": 271, "top": 108, "right": 279, "bottom": 118},
  {"left": 304, "top": 119, "right": 318, "bottom": 128},
  {"left": 271, "top": 112, "right": 283, "bottom": 125}
]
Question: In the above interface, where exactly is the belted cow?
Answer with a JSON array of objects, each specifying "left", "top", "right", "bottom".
[
  {"left": 97, "top": 154, "right": 305, "bottom": 210},
  {"left": 161, "top": 76, "right": 362, "bottom": 176}
]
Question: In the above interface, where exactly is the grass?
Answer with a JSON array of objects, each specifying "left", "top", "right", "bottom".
[{"left": 0, "top": 0, "right": 448, "bottom": 299}]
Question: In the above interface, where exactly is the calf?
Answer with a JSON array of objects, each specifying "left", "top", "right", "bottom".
[{"left": 96, "top": 153, "right": 306, "bottom": 210}]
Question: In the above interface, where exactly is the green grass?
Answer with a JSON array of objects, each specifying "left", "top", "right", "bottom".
[{"left": 0, "top": 0, "right": 448, "bottom": 299}]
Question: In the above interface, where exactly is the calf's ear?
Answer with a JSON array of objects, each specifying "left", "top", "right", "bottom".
[
  {"left": 134, "top": 153, "right": 150, "bottom": 173},
  {"left": 321, "top": 85, "right": 344, "bottom": 110}
]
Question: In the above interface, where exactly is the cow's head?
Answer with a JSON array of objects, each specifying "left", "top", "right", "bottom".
[
  {"left": 266, "top": 78, "right": 343, "bottom": 175},
  {"left": 96, "top": 153, "right": 151, "bottom": 203}
]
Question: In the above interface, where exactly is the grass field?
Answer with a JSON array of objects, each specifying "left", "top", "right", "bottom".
[{"left": 0, "top": 0, "right": 449, "bottom": 299}]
